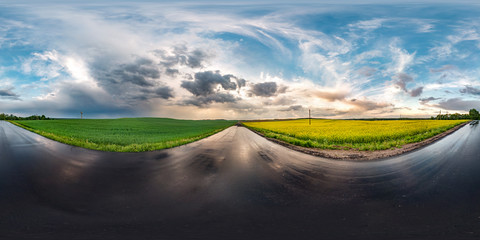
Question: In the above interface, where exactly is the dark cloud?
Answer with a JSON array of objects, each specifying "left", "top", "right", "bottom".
[
  {"left": 433, "top": 98, "right": 480, "bottom": 111},
  {"left": 138, "top": 86, "right": 175, "bottom": 101},
  {"left": 347, "top": 98, "right": 392, "bottom": 111},
  {"left": 154, "top": 86, "right": 174, "bottom": 99},
  {"left": 419, "top": 97, "right": 440, "bottom": 104},
  {"left": 279, "top": 105, "right": 304, "bottom": 112},
  {"left": 114, "top": 58, "right": 160, "bottom": 87},
  {"left": 89, "top": 45, "right": 211, "bottom": 107},
  {"left": 314, "top": 90, "right": 349, "bottom": 102},
  {"left": 186, "top": 50, "right": 208, "bottom": 68},
  {"left": 392, "top": 73, "right": 423, "bottom": 97},
  {"left": 460, "top": 86, "right": 480, "bottom": 96},
  {"left": 183, "top": 93, "right": 237, "bottom": 107},
  {"left": 180, "top": 71, "right": 246, "bottom": 106},
  {"left": 393, "top": 72, "right": 413, "bottom": 92},
  {"left": 184, "top": 73, "right": 193, "bottom": 80},
  {"left": 430, "top": 65, "right": 455, "bottom": 73},
  {"left": 156, "top": 45, "right": 210, "bottom": 69},
  {"left": 235, "top": 78, "right": 246, "bottom": 89},
  {"left": 90, "top": 55, "right": 181, "bottom": 106},
  {"left": 223, "top": 74, "right": 247, "bottom": 90},
  {"left": 165, "top": 68, "right": 179, "bottom": 77},
  {"left": 409, "top": 86, "right": 423, "bottom": 97},
  {"left": 357, "top": 66, "right": 376, "bottom": 77},
  {"left": 0, "top": 88, "right": 20, "bottom": 100},
  {"left": 250, "top": 82, "right": 278, "bottom": 97},
  {"left": 93, "top": 57, "right": 159, "bottom": 91},
  {"left": 181, "top": 71, "right": 240, "bottom": 96}
]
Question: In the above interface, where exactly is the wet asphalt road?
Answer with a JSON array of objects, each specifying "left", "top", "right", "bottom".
[{"left": 0, "top": 120, "right": 479, "bottom": 240}]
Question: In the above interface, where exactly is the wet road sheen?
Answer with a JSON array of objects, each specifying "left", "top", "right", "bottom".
[{"left": 1, "top": 120, "right": 480, "bottom": 239}]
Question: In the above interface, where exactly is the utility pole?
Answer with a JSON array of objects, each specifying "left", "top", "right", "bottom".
[
  {"left": 81, "top": 112, "right": 83, "bottom": 119},
  {"left": 309, "top": 109, "right": 311, "bottom": 125}
]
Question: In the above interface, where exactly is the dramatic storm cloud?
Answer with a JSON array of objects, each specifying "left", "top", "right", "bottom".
[
  {"left": 250, "top": 82, "right": 279, "bottom": 97},
  {"left": 181, "top": 71, "right": 239, "bottom": 97},
  {"left": 180, "top": 71, "right": 244, "bottom": 106},
  {"left": 1, "top": 1, "right": 480, "bottom": 119},
  {"left": 98, "top": 58, "right": 159, "bottom": 87}
]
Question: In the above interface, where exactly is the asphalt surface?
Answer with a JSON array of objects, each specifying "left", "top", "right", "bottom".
[{"left": 0, "top": 120, "right": 479, "bottom": 240}]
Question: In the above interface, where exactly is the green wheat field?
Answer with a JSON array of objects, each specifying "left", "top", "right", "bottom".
[{"left": 11, "top": 118, "right": 236, "bottom": 152}]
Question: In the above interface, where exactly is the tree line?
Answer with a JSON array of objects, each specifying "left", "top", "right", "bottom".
[
  {"left": 431, "top": 109, "right": 479, "bottom": 120},
  {"left": 0, "top": 113, "right": 51, "bottom": 120}
]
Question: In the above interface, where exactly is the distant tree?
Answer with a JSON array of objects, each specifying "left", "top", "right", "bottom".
[
  {"left": 470, "top": 109, "right": 480, "bottom": 120},
  {"left": 0, "top": 113, "right": 52, "bottom": 120},
  {"left": 433, "top": 111, "right": 471, "bottom": 120}
]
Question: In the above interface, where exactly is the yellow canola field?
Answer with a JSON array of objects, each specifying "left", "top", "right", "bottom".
[{"left": 243, "top": 119, "right": 468, "bottom": 151}]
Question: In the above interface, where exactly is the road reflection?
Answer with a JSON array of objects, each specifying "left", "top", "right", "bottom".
[{"left": 1, "top": 121, "right": 479, "bottom": 239}]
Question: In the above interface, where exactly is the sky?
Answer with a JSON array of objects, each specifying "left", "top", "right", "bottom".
[{"left": 1, "top": 1, "right": 480, "bottom": 119}]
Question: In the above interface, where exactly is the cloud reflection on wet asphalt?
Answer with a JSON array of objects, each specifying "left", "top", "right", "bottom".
[{"left": 0, "top": 121, "right": 479, "bottom": 239}]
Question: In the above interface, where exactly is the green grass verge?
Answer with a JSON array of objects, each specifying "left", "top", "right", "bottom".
[{"left": 10, "top": 118, "right": 236, "bottom": 152}]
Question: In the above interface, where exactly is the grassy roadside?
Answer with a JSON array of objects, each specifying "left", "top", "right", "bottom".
[
  {"left": 242, "top": 119, "right": 469, "bottom": 151},
  {"left": 10, "top": 118, "right": 236, "bottom": 152}
]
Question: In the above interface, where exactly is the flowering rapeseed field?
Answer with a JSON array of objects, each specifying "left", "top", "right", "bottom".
[{"left": 243, "top": 119, "right": 468, "bottom": 151}]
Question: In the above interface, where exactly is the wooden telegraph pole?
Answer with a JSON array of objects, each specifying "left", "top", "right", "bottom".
[{"left": 309, "top": 109, "right": 311, "bottom": 125}]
